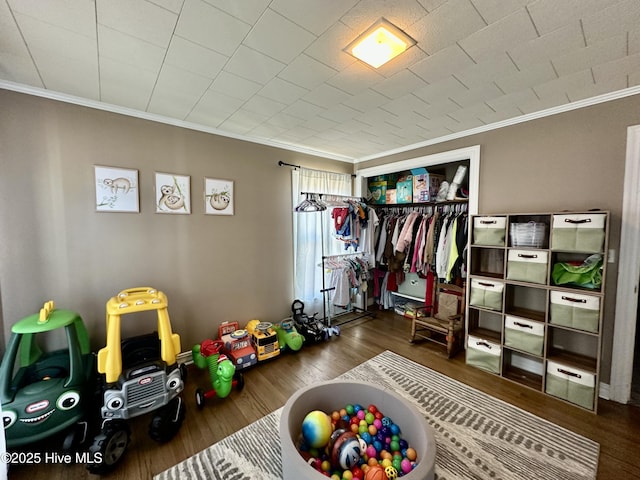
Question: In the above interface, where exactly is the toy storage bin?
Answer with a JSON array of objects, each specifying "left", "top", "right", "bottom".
[
  {"left": 549, "top": 290, "right": 600, "bottom": 333},
  {"left": 506, "top": 249, "right": 548, "bottom": 285},
  {"left": 473, "top": 216, "right": 506, "bottom": 246},
  {"left": 503, "top": 316, "right": 544, "bottom": 356},
  {"left": 397, "top": 272, "right": 426, "bottom": 299},
  {"left": 545, "top": 360, "right": 595, "bottom": 410},
  {"left": 280, "top": 380, "right": 436, "bottom": 480},
  {"left": 551, "top": 213, "right": 606, "bottom": 252},
  {"left": 469, "top": 279, "right": 504, "bottom": 311},
  {"left": 466, "top": 335, "right": 501, "bottom": 374},
  {"left": 510, "top": 222, "right": 546, "bottom": 248}
]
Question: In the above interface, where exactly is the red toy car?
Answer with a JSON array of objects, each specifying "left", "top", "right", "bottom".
[{"left": 218, "top": 321, "right": 257, "bottom": 370}]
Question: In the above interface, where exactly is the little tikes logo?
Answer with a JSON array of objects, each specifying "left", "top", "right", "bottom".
[
  {"left": 26, "top": 400, "right": 49, "bottom": 413},
  {"left": 139, "top": 377, "right": 152, "bottom": 386}
]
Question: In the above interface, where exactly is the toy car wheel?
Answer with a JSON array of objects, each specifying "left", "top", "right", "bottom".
[
  {"left": 148, "top": 396, "right": 186, "bottom": 443},
  {"left": 86, "top": 420, "right": 130, "bottom": 474},
  {"left": 234, "top": 372, "right": 245, "bottom": 391},
  {"left": 195, "top": 388, "right": 206, "bottom": 409},
  {"left": 62, "top": 421, "right": 88, "bottom": 452}
]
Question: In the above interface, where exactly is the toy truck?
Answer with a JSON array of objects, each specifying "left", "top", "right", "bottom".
[
  {"left": 0, "top": 301, "right": 95, "bottom": 451},
  {"left": 217, "top": 321, "right": 257, "bottom": 370},
  {"left": 245, "top": 320, "right": 280, "bottom": 361},
  {"left": 88, "top": 287, "right": 186, "bottom": 474}
]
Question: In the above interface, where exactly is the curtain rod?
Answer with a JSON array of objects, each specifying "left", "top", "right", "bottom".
[{"left": 278, "top": 160, "right": 356, "bottom": 178}]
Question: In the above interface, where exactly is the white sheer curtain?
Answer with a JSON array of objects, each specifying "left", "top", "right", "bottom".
[{"left": 292, "top": 169, "right": 352, "bottom": 314}]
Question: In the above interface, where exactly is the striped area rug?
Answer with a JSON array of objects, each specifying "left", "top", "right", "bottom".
[{"left": 155, "top": 350, "right": 599, "bottom": 480}]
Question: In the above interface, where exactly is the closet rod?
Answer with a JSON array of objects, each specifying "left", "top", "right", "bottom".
[
  {"left": 323, "top": 252, "right": 366, "bottom": 260},
  {"left": 278, "top": 161, "right": 356, "bottom": 178}
]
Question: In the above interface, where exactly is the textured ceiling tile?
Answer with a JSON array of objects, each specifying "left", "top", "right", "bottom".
[
  {"left": 209, "top": 71, "right": 262, "bottom": 101},
  {"left": 164, "top": 36, "right": 227, "bottom": 78},
  {"left": 32, "top": 51, "right": 99, "bottom": 99},
  {"left": 381, "top": 93, "right": 430, "bottom": 116},
  {"left": 98, "top": 25, "right": 166, "bottom": 73},
  {"left": 175, "top": 0, "right": 250, "bottom": 56},
  {"left": 413, "top": 76, "right": 468, "bottom": 104},
  {"left": 342, "top": 88, "right": 389, "bottom": 112},
  {"left": 224, "top": 45, "right": 286, "bottom": 85},
  {"left": 459, "top": 8, "right": 538, "bottom": 62},
  {"left": 266, "top": 112, "right": 304, "bottom": 129},
  {"left": 410, "top": 44, "right": 475, "bottom": 84},
  {"left": 581, "top": 0, "right": 640, "bottom": 44},
  {"left": 7, "top": 0, "right": 96, "bottom": 38},
  {"left": 270, "top": 0, "right": 358, "bottom": 36},
  {"left": 201, "top": 0, "right": 270, "bottom": 24},
  {"left": 631, "top": 30, "right": 640, "bottom": 55},
  {"left": 319, "top": 104, "right": 362, "bottom": 123},
  {"left": 281, "top": 99, "right": 326, "bottom": 121},
  {"left": 552, "top": 34, "right": 626, "bottom": 77},
  {"left": 99, "top": 56, "right": 156, "bottom": 110},
  {"left": 249, "top": 122, "right": 289, "bottom": 140},
  {"left": 592, "top": 52, "right": 640, "bottom": 85},
  {"left": 186, "top": 91, "right": 239, "bottom": 128},
  {"left": 340, "top": 0, "right": 428, "bottom": 33},
  {"left": 507, "top": 22, "right": 585, "bottom": 70},
  {"left": 242, "top": 95, "right": 287, "bottom": 117},
  {"left": 479, "top": 104, "right": 524, "bottom": 124},
  {"left": 303, "top": 21, "right": 358, "bottom": 71},
  {"left": 148, "top": 64, "right": 211, "bottom": 118},
  {"left": 148, "top": 0, "right": 185, "bottom": 14},
  {"left": 447, "top": 102, "right": 495, "bottom": 122},
  {"left": 220, "top": 108, "right": 271, "bottom": 134},
  {"left": 495, "top": 61, "right": 557, "bottom": 94},
  {"left": 455, "top": 53, "right": 518, "bottom": 89},
  {"left": 0, "top": 4, "right": 41, "bottom": 85},
  {"left": 469, "top": 0, "right": 534, "bottom": 24},
  {"left": 533, "top": 69, "right": 593, "bottom": 100},
  {"left": 278, "top": 54, "right": 338, "bottom": 91},
  {"left": 372, "top": 70, "right": 428, "bottom": 100},
  {"left": 98, "top": 0, "right": 177, "bottom": 47},
  {"left": 243, "top": 8, "right": 316, "bottom": 64},
  {"left": 258, "top": 77, "right": 309, "bottom": 105},
  {"left": 326, "top": 61, "right": 385, "bottom": 96},
  {"left": 451, "top": 82, "right": 503, "bottom": 108},
  {"left": 486, "top": 89, "right": 537, "bottom": 111},
  {"left": 301, "top": 115, "right": 339, "bottom": 133},
  {"left": 16, "top": 13, "right": 97, "bottom": 63},
  {"left": 303, "top": 84, "right": 351, "bottom": 107},
  {"left": 411, "top": 0, "right": 487, "bottom": 55},
  {"left": 527, "top": 0, "right": 608, "bottom": 36},
  {"left": 568, "top": 76, "right": 628, "bottom": 101}
]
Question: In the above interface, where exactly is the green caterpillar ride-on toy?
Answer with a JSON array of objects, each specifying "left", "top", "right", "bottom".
[{"left": 0, "top": 301, "right": 95, "bottom": 452}]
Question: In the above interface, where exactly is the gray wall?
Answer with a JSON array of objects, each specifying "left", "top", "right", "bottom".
[
  {"left": 0, "top": 89, "right": 352, "bottom": 350},
  {"left": 358, "top": 94, "right": 640, "bottom": 383}
]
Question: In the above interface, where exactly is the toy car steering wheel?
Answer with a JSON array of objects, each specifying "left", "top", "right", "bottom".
[
  {"left": 255, "top": 322, "right": 273, "bottom": 332},
  {"left": 230, "top": 329, "right": 248, "bottom": 339}
]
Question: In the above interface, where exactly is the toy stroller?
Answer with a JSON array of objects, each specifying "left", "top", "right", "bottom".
[{"left": 291, "top": 300, "right": 340, "bottom": 343}]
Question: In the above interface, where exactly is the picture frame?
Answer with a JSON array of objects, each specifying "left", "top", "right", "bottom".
[
  {"left": 204, "top": 177, "right": 234, "bottom": 215},
  {"left": 95, "top": 165, "right": 139, "bottom": 213},
  {"left": 155, "top": 172, "right": 191, "bottom": 214}
]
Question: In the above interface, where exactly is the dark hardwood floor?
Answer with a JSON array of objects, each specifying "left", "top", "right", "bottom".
[{"left": 7, "top": 310, "right": 640, "bottom": 479}]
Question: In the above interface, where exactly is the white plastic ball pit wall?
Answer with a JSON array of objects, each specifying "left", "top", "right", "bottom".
[{"left": 279, "top": 380, "right": 436, "bottom": 480}]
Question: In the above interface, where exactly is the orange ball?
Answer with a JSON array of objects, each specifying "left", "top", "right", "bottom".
[{"left": 365, "top": 464, "right": 388, "bottom": 480}]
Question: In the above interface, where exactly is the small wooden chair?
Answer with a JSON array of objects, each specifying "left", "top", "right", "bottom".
[{"left": 409, "top": 282, "right": 465, "bottom": 358}]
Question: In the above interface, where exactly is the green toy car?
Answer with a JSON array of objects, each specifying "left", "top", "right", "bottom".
[{"left": 0, "top": 301, "right": 95, "bottom": 450}]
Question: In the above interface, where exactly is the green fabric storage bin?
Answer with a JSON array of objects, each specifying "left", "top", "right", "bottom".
[
  {"left": 545, "top": 360, "right": 595, "bottom": 410},
  {"left": 473, "top": 216, "right": 506, "bottom": 246},
  {"left": 469, "top": 279, "right": 504, "bottom": 311},
  {"left": 466, "top": 336, "right": 501, "bottom": 374},
  {"left": 551, "top": 213, "right": 606, "bottom": 252},
  {"left": 506, "top": 249, "right": 548, "bottom": 285},
  {"left": 549, "top": 290, "right": 600, "bottom": 333},
  {"left": 503, "top": 316, "right": 544, "bottom": 356}
]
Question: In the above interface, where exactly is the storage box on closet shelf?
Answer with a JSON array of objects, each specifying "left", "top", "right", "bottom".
[{"left": 510, "top": 221, "right": 546, "bottom": 248}]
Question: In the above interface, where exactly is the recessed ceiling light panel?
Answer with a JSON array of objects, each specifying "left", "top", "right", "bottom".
[{"left": 344, "top": 17, "right": 417, "bottom": 68}]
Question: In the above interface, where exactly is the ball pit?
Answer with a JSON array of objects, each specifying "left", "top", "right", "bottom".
[{"left": 279, "top": 380, "right": 436, "bottom": 480}]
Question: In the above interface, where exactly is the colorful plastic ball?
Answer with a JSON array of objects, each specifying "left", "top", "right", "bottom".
[
  {"left": 392, "top": 457, "right": 402, "bottom": 472},
  {"left": 346, "top": 404, "right": 355, "bottom": 415},
  {"left": 384, "top": 466, "right": 398, "bottom": 479},
  {"left": 365, "top": 464, "right": 386, "bottom": 480},
  {"left": 373, "top": 418, "right": 383, "bottom": 429},
  {"left": 331, "top": 431, "right": 362, "bottom": 469},
  {"left": 390, "top": 424, "right": 400, "bottom": 435},
  {"left": 373, "top": 439, "right": 383, "bottom": 452},
  {"left": 343, "top": 470, "right": 354, "bottom": 480},
  {"left": 381, "top": 416, "right": 392, "bottom": 427},
  {"left": 302, "top": 410, "right": 333, "bottom": 448},
  {"left": 389, "top": 439, "right": 400, "bottom": 452},
  {"left": 368, "top": 404, "right": 378, "bottom": 414},
  {"left": 365, "top": 412, "right": 375, "bottom": 424},
  {"left": 360, "top": 432, "right": 372, "bottom": 445},
  {"left": 368, "top": 424, "right": 377, "bottom": 436},
  {"left": 401, "top": 458, "right": 412, "bottom": 474},
  {"left": 366, "top": 445, "right": 377, "bottom": 459},
  {"left": 405, "top": 447, "right": 417, "bottom": 461}
]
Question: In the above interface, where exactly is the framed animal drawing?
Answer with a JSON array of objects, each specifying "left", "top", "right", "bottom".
[
  {"left": 95, "top": 165, "right": 139, "bottom": 213},
  {"left": 155, "top": 172, "right": 191, "bottom": 214},
  {"left": 204, "top": 178, "right": 234, "bottom": 215}
]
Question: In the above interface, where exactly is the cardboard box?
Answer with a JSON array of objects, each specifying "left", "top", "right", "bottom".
[
  {"left": 412, "top": 168, "right": 445, "bottom": 203},
  {"left": 368, "top": 183, "right": 387, "bottom": 204},
  {"left": 396, "top": 175, "right": 413, "bottom": 203}
]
